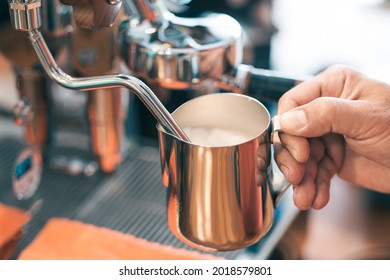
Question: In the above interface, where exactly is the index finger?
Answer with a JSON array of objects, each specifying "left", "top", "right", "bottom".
[{"left": 277, "top": 65, "right": 355, "bottom": 114}]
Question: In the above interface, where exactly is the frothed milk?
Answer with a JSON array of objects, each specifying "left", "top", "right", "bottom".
[{"left": 183, "top": 127, "right": 252, "bottom": 147}]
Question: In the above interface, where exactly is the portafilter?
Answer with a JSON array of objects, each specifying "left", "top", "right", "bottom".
[{"left": 119, "top": 0, "right": 308, "bottom": 102}]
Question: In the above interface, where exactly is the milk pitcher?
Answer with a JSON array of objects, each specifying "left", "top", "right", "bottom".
[{"left": 157, "top": 93, "right": 290, "bottom": 251}]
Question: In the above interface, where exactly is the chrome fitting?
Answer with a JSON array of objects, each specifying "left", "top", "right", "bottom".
[
  {"left": 8, "top": 0, "right": 42, "bottom": 31},
  {"left": 108, "top": 0, "right": 122, "bottom": 4}
]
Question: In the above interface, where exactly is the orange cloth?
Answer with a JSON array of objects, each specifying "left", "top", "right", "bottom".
[
  {"left": 19, "top": 218, "right": 221, "bottom": 260},
  {"left": 0, "top": 203, "right": 30, "bottom": 259}
]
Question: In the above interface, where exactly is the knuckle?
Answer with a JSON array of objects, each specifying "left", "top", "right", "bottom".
[
  {"left": 323, "top": 65, "right": 359, "bottom": 78},
  {"left": 311, "top": 98, "right": 340, "bottom": 133}
]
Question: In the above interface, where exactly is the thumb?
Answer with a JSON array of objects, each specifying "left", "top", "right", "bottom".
[{"left": 279, "top": 97, "right": 368, "bottom": 138}]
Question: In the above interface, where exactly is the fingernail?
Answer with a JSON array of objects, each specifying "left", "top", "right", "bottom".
[{"left": 281, "top": 110, "right": 307, "bottom": 131}]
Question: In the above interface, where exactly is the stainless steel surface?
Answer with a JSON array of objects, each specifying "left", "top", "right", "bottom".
[
  {"left": 27, "top": 29, "right": 189, "bottom": 142},
  {"left": 123, "top": 0, "right": 162, "bottom": 22},
  {"left": 49, "top": 155, "right": 99, "bottom": 176},
  {"left": 13, "top": 97, "right": 33, "bottom": 127},
  {"left": 0, "top": 118, "right": 298, "bottom": 259},
  {"left": 59, "top": 0, "right": 123, "bottom": 29},
  {"left": 6, "top": 0, "right": 299, "bottom": 161},
  {"left": 5, "top": 0, "right": 72, "bottom": 156},
  {"left": 3, "top": 0, "right": 297, "bottom": 256},
  {"left": 119, "top": 0, "right": 301, "bottom": 100},
  {"left": 13, "top": 67, "right": 52, "bottom": 150},
  {"left": 6, "top": 0, "right": 190, "bottom": 172},
  {"left": 87, "top": 87, "right": 128, "bottom": 173},
  {"left": 157, "top": 93, "right": 290, "bottom": 251},
  {"left": 0, "top": 123, "right": 240, "bottom": 259},
  {"left": 2, "top": 0, "right": 389, "bottom": 261},
  {"left": 8, "top": 0, "right": 42, "bottom": 31},
  {"left": 166, "top": 0, "right": 192, "bottom": 5},
  {"left": 119, "top": 1, "right": 243, "bottom": 89},
  {"left": 271, "top": 115, "right": 281, "bottom": 133},
  {"left": 40, "top": 0, "right": 72, "bottom": 35},
  {"left": 70, "top": 24, "right": 130, "bottom": 173}
]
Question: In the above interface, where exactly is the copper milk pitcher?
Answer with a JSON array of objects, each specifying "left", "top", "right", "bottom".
[{"left": 157, "top": 93, "right": 290, "bottom": 251}]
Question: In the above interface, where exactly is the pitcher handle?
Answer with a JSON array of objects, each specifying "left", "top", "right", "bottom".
[{"left": 269, "top": 115, "right": 291, "bottom": 207}]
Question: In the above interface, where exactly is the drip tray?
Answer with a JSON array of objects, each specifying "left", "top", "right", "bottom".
[
  {"left": 0, "top": 127, "right": 299, "bottom": 260},
  {"left": 0, "top": 134, "right": 241, "bottom": 259}
]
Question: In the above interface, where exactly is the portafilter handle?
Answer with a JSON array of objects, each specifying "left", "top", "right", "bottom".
[{"left": 218, "top": 64, "right": 313, "bottom": 103}]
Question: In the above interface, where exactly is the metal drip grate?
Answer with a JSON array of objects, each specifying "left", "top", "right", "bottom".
[
  {"left": 0, "top": 133, "right": 242, "bottom": 259},
  {"left": 72, "top": 145, "right": 243, "bottom": 259},
  {"left": 0, "top": 136, "right": 106, "bottom": 257}
]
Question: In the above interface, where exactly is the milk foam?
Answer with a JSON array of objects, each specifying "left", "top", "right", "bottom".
[{"left": 183, "top": 127, "right": 251, "bottom": 147}]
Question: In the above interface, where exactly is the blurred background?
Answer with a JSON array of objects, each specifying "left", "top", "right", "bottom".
[
  {"left": 0, "top": 0, "right": 389, "bottom": 260},
  {"left": 271, "top": 0, "right": 390, "bottom": 82},
  {"left": 270, "top": 0, "right": 390, "bottom": 260}
]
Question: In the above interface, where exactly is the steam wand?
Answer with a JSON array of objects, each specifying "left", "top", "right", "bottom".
[
  {"left": 27, "top": 29, "right": 190, "bottom": 142},
  {"left": 8, "top": 0, "right": 188, "bottom": 142}
]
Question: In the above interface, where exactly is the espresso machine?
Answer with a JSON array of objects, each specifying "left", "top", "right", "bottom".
[
  {"left": 0, "top": 0, "right": 304, "bottom": 259},
  {"left": 4, "top": 0, "right": 303, "bottom": 170}
]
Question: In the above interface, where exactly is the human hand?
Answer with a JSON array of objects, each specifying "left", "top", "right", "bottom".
[{"left": 275, "top": 65, "right": 390, "bottom": 210}]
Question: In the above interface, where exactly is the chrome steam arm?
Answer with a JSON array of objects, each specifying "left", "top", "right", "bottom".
[{"left": 7, "top": 0, "right": 190, "bottom": 142}]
